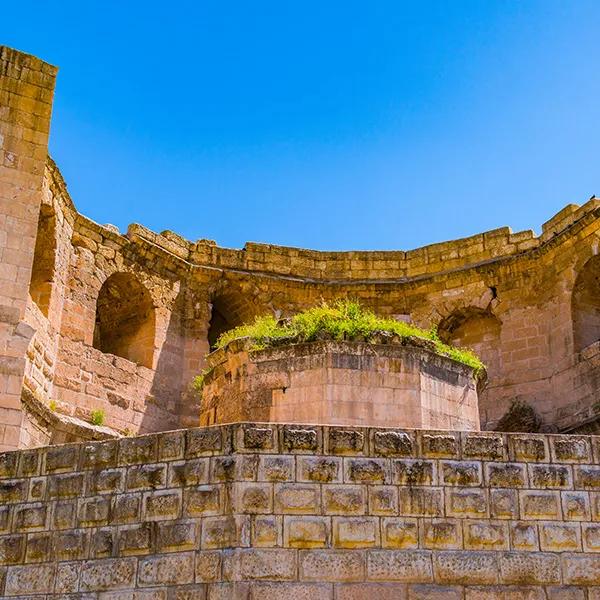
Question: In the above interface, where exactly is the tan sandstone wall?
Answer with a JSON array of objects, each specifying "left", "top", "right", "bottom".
[
  {"left": 0, "top": 47, "right": 57, "bottom": 450},
  {"left": 1, "top": 424, "right": 600, "bottom": 598},
  {"left": 201, "top": 340, "right": 481, "bottom": 431}
]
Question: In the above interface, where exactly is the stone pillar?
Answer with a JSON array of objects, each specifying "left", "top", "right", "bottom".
[{"left": 0, "top": 46, "right": 57, "bottom": 450}]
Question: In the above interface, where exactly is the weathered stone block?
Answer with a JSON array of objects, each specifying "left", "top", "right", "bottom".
[
  {"left": 226, "top": 548, "right": 296, "bottom": 581},
  {"left": 0, "top": 535, "right": 24, "bottom": 565},
  {"left": 47, "top": 472, "right": 84, "bottom": 498},
  {"left": 118, "top": 522, "right": 153, "bottom": 556},
  {"left": 367, "top": 550, "right": 432, "bottom": 582},
  {"left": 138, "top": 552, "right": 195, "bottom": 586},
  {"left": 44, "top": 444, "right": 80, "bottom": 473},
  {"left": 562, "top": 554, "right": 600, "bottom": 584},
  {"left": 441, "top": 461, "right": 482, "bottom": 486},
  {"left": 156, "top": 519, "right": 199, "bottom": 552},
  {"left": 369, "top": 486, "right": 398, "bottom": 515},
  {"left": 238, "top": 425, "right": 276, "bottom": 452},
  {"left": 183, "top": 486, "right": 222, "bottom": 517},
  {"left": 201, "top": 516, "right": 250, "bottom": 549},
  {"left": 127, "top": 463, "right": 167, "bottom": 490},
  {"left": 89, "top": 468, "right": 124, "bottom": 495},
  {"left": 398, "top": 487, "right": 443, "bottom": 517},
  {"left": 464, "top": 520, "right": 508, "bottom": 550},
  {"left": 345, "top": 458, "right": 389, "bottom": 484},
  {"left": 90, "top": 528, "right": 115, "bottom": 558},
  {"left": 327, "top": 429, "right": 365, "bottom": 455},
  {"left": 446, "top": 489, "right": 488, "bottom": 518},
  {"left": 462, "top": 434, "right": 505, "bottom": 461},
  {"left": 509, "top": 435, "right": 549, "bottom": 463},
  {"left": 323, "top": 485, "right": 366, "bottom": 515},
  {"left": 143, "top": 489, "right": 182, "bottom": 521},
  {"left": 300, "top": 549, "right": 365, "bottom": 582},
  {"left": 112, "top": 492, "right": 142, "bottom": 524},
  {"left": 284, "top": 516, "right": 329, "bottom": 548},
  {"left": 381, "top": 518, "right": 418, "bottom": 549},
  {"left": 5, "top": 563, "right": 55, "bottom": 595},
  {"left": 335, "top": 582, "right": 408, "bottom": 600},
  {"left": 419, "top": 433, "right": 459, "bottom": 459},
  {"left": 0, "top": 480, "right": 27, "bottom": 503},
  {"left": 529, "top": 464, "right": 572, "bottom": 489},
  {"left": 78, "top": 495, "right": 110, "bottom": 526},
  {"left": 499, "top": 552, "right": 560, "bottom": 584},
  {"left": 574, "top": 465, "right": 600, "bottom": 489},
  {"left": 433, "top": 551, "right": 498, "bottom": 584},
  {"left": 81, "top": 440, "right": 119, "bottom": 470},
  {"left": 55, "top": 561, "right": 80, "bottom": 594},
  {"left": 562, "top": 491, "right": 591, "bottom": 521},
  {"left": 539, "top": 522, "right": 581, "bottom": 551},
  {"left": 510, "top": 522, "right": 539, "bottom": 551},
  {"left": 490, "top": 488, "right": 519, "bottom": 520},
  {"left": 24, "top": 531, "right": 51, "bottom": 563},
  {"left": 393, "top": 460, "right": 435, "bottom": 486},
  {"left": 281, "top": 426, "right": 320, "bottom": 453},
  {"left": 119, "top": 435, "right": 159, "bottom": 465},
  {"left": 53, "top": 528, "right": 89, "bottom": 560},
  {"left": 0, "top": 453, "right": 18, "bottom": 479},
  {"left": 13, "top": 503, "right": 47, "bottom": 531},
  {"left": 373, "top": 430, "right": 413, "bottom": 457},
  {"left": 275, "top": 484, "right": 321, "bottom": 514},
  {"left": 235, "top": 483, "right": 273, "bottom": 514},
  {"left": 297, "top": 457, "right": 341, "bottom": 483},
  {"left": 519, "top": 490, "right": 561, "bottom": 520},
  {"left": 169, "top": 459, "right": 209, "bottom": 487},
  {"left": 195, "top": 550, "right": 221, "bottom": 582},
  {"left": 258, "top": 456, "right": 294, "bottom": 482},
  {"left": 252, "top": 515, "right": 281, "bottom": 547},
  {"left": 186, "top": 427, "right": 223, "bottom": 457},
  {"left": 551, "top": 436, "right": 591, "bottom": 463},
  {"left": 158, "top": 430, "right": 185, "bottom": 461},
  {"left": 486, "top": 463, "right": 527, "bottom": 488},
  {"left": 333, "top": 517, "right": 379, "bottom": 548},
  {"left": 421, "top": 519, "right": 462, "bottom": 550}
]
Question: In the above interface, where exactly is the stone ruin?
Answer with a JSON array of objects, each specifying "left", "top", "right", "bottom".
[{"left": 1, "top": 45, "right": 600, "bottom": 598}]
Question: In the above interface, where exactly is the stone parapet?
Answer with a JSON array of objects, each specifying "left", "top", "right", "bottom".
[{"left": 0, "top": 424, "right": 599, "bottom": 597}]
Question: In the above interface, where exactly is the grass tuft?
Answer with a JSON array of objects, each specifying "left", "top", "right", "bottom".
[{"left": 214, "top": 300, "right": 484, "bottom": 374}]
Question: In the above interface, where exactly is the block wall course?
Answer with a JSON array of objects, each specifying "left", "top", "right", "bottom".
[{"left": 0, "top": 424, "right": 598, "bottom": 596}]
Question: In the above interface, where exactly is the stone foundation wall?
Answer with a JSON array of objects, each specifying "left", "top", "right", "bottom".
[{"left": 1, "top": 424, "right": 600, "bottom": 598}]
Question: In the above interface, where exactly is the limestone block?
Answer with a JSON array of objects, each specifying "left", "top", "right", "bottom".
[
  {"left": 381, "top": 518, "right": 419, "bottom": 549},
  {"left": 275, "top": 483, "right": 321, "bottom": 514},
  {"left": 79, "top": 557, "right": 137, "bottom": 591},
  {"left": 367, "top": 550, "right": 432, "bottom": 583},
  {"left": 300, "top": 549, "right": 365, "bottom": 582},
  {"left": 433, "top": 551, "right": 498, "bottom": 585},
  {"left": 138, "top": 552, "right": 195, "bottom": 586},
  {"left": 441, "top": 461, "right": 482, "bottom": 486},
  {"left": 297, "top": 456, "right": 342, "bottom": 483}
]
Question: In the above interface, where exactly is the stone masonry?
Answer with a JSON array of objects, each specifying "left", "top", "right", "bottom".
[
  {"left": 201, "top": 340, "right": 482, "bottom": 430},
  {"left": 1, "top": 424, "right": 600, "bottom": 598},
  {"left": 1, "top": 44, "right": 600, "bottom": 445}
]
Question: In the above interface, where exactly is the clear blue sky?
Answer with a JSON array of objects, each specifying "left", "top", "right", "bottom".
[{"left": 3, "top": 2, "right": 599, "bottom": 250}]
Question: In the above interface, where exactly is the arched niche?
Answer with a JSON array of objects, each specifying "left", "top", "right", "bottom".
[
  {"left": 438, "top": 306, "right": 502, "bottom": 376},
  {"left": 572, "top": 255, "right": 600, "bottom": 353},
  {"left": 93, "top": 272, "right": 155, "bottom": 368},
  {"left": 29, "top": 204, "right": 57, "bottom": 316}
]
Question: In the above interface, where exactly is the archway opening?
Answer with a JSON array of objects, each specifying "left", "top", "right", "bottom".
[
  {"left": 29, "top": 204, "right": 56, "bottom": 316},
  {"left": 572, "top": 255, "right": 600, "bottom": 353},
  {"left": 208, "top": 287, "right": 259, "bottom": 350},
  {"left": 93, "top": 272, "right": 155, "bottom": 368},
  {"left": 438, "top": 306, "right": 502, "bottom": 376}
]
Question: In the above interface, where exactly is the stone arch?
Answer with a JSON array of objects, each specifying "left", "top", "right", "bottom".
[
  {"left": 572, "top": 254, "right": 600, "bottom": 353},
  {"left": 438, "top": 306, "right": 502, "bottom": 377},
  {"left": 208, "top": 284, "right": 262, "bottom": 350},
  {"left": 93, "top": 272, "right": 155, "bottom": 367},
  {"left": 29, "top": 204, "right": 57, "bottom": 316}
]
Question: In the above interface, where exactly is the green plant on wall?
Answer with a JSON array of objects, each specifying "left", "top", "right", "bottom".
[
  {"left": 213, "top": 299, "right": 485, "bottom": 373},
  {"left": 90, "top": 409, "right": 105, "bottom": 426}
]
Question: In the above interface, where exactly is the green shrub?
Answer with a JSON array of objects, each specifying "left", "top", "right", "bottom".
[
  {"left": 48, "top": 400, "right": 57, "bottom": 412},
  {"left": 214, "top": 299, "right": 484, "bottom": 373},
  {"left": 90, "top": 409, "right": 105, "bottom": 426}
]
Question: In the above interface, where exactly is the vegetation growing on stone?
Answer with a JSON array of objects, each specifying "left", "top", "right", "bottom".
[
  {"left": 90, "top": 409, "right": 105, "bottom": 426},
  {"left": 214, "top": 300, "right": 484, "bottom": 373}
]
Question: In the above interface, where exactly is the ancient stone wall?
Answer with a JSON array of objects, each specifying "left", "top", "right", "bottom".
[
  {"left": 4, "top": 45, "right": 600, "bottom": 444},
  {"left": 1, "top": 424, "right": 600, "bottom": 597},
  {"left": 201, "top": 340, "right": 481, "bottom": 431},
  {"left": 0, "top": 47, "right": 57, "bottom": 450}
]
